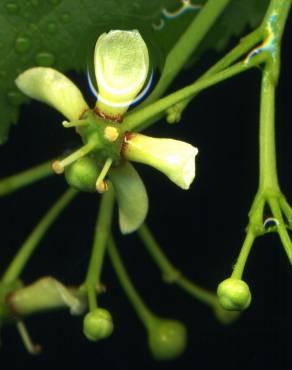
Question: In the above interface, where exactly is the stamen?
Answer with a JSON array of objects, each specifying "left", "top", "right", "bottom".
[
  {"left": 104, "top": 126, "right": 119, "bottom": 142},
  {"left": 96, "top": 158, "right": 113, "bottom": 193},
  {"left": 16, "top": 320, "right": 42, "bottom": 355},
  {"left": 96, "top": 181, "right": 108, "bottom": 194},
  {"left": 62, "top": 119, "right": 89, "bottom": 128},
  {"left": 52, "top": 142, "right": 95, "bottom": 174}
]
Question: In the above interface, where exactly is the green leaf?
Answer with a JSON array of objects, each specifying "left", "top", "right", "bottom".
[
  {"left": 0, "top": 0, "right": 269, "bottom": 143},
  {"left": 0, "top": 0, "right": 200, "bottom": 144},
  {"left": 194, "top": 0, "right": 270, "bottom": 57}
]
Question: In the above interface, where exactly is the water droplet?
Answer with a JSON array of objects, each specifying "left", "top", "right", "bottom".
[
  {"left": 5, "top": 2, "right": 19, "bottom": 13},
  {"left": 15, "top": 36, "right": 31, "bottom": 54},
  {"left": 263, "top": 217, "right": 279, "bottom": 230},
  {"left": 7, "top": 90, "right": 24, "bottom": 106},
  {"left": 47, "top": 22, "right": 57, "bottom": 34},
  {"left": 61, "top": 12, "right": 70, "bottom": 23},
  {"left": 35, "top": 51, "right": 55, "bottom": 67},
  {"left": 152, "top": 18, "right": 165, "bottom": 31}
]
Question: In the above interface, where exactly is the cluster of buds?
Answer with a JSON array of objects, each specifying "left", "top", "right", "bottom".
[{"left": 16, "top": 30, "right": 198, "bottom": 235}]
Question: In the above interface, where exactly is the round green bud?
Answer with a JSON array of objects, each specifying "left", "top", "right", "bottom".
[
  {"left": 83, "top": 308, "right": 113, "bottom": 341},
  {"left": 65, "top": 157, "right": 99, "bottom": 192},
  {"left": 148, "top": 318, "right": 187, "bottom": 361},
  {"left": 217, "top": 278, "right": 251, "bottom": 311}
]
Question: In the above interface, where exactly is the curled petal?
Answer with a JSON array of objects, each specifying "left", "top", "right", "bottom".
[
  {"left": 94, "top": 30, "right": 149, "bottom": 117},
  {"left": 109, "top": 162, "right": 148, "bottom": 234},
  {"left": 15, "top": 67, "right": 89, "bottom": 120},
  {"left": 123, "top": 133, "right": 198, "bottom": 190},
  {"left": 7, "top": 277, "right": 86, "bottom": 316}
]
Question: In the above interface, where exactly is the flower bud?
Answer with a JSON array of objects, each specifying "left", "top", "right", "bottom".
[
  {"left": 15, "top": 67, "right": 88, "bottom": 120},
  {"left": 83, "top": 308, "right": 113, "bottom": 341},
  {"left": 65, "top": 157, "right": 99, "bottom": 192},
  {"left": 148, "top": 318, "right": 187, "bottom": 361},
  {"left": 123, "top": 133, "right": 198, "bottom": 189},
  {"left": 94, "top": 30, "right": 149, "bottom": 117},
  {"left": 217, "top": 278, "right": 251, "bottom": 311}
]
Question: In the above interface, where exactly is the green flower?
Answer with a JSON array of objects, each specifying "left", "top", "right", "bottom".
[{"left": 16, "top": 30, "right": 198, "bottom": 234}]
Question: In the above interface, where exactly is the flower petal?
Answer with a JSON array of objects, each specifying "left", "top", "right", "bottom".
[
  {"left": 123, "top": 133, "right": 198, "bottom": 190},
  {"left": 15, "top": 67, "right": 89, "bottom": 120},
  {"left": 94, "top": 30, "right": 149, "bottom": 117},
  {"left": 109, "top": 161, "right": 148, "bottom": 234},
  {"left": 7, "top": 277, "right": 86, "bottom": 316}
]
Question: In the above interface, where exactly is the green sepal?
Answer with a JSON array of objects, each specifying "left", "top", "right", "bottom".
[{"left": 109, "top": 162, "right": 148, "bottom": 234}]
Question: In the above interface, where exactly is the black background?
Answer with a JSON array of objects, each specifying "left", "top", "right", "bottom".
[{"left": 0, "top": 14, "right": 292, "bottom": 370}]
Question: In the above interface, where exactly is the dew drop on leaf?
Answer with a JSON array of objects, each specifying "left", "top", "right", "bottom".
[
  {"left": 15, "top": 36, "right": 31, "bottom": 54},
  {"left": 35, "top": 51, "right": 56, "bottom": 67},
  {"left": 5, "top": 2, "right": 19, "bottom": 14}
]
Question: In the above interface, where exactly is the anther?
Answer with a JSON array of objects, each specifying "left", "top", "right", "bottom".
[
  {"left": 95, "top": 158, "right": 113, "bottom": 193},
  {"left": 96, "top": 180, "right": 108, "bottom": 194},
  {"left": 104, "top": 126, "right": 119, "bottom": 142},
  {"left": 52, "top": 142, "right": 95, "bottom": 175}
]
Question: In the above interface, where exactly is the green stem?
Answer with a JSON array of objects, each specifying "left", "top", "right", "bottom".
[
  {"left": 231, "top": 230, "right": 256, "bottom": 280},
  {"left": 85, "top": 187, "right": 114, "bottom": 311},
  {"left": 262, "top": 0, "right": 292, "bottom": 37},
  {"left": 107, "top": 236, "right": 154, "bottom": 328},
  {"left": 167, "top": 29, "right": 263, "bottom": 121},
  {"left": 230, "top": 0, "right": 292, "bottom": 277},
  {"left": 2, "top": 188, "right": 77, "bottom": 283},
  {"left": 145, "top": 0, "right": 232, "bottom": 105},
  {"left": 138, "top": 224, "right": 217, "bottom": 307},
  {"left": 0, "top": 160, "right": 54, "bottom": 197},
  {"left": 258, "top": 66, "right": 280, "bottom": 191},
  {"left": 122, "top": 54, "right": 265, "bottom": 133},
  {"left": 279, "top": 196, "right": 292, "bottom": 222},
  {"left": 268, "top": 197, "right": 292, "bottom": 264}
]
